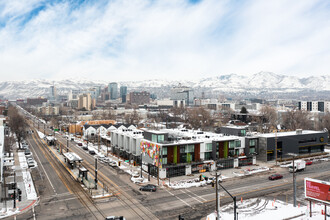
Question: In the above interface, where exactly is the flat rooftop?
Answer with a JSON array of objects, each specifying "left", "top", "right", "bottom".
[{"left": 259, "top": 130, "right": 325, "bottom": 138}]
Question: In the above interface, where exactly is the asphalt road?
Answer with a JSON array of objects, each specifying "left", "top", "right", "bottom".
[
  {"left": 13, "top": 131, "right": 94, "bottom": 220},
  {"left": 21, "top": 119, "right": 330, "bottom": 220},
  {"left": 55, "top": 130, "right": 330, "bottom": 220}
]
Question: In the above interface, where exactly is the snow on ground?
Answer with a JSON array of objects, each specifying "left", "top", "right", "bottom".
[
  {"left": 233, "top": 167, "right": 270, "bottom": 177},
  {"left": 22, "top": 171, "right": 37, "bottom": 200},
  {"left": 206, "top": 198, "right": 330, "bottom": 220},
  {"left": 18, "top": 152, "right": 37, "bottom": 200}
]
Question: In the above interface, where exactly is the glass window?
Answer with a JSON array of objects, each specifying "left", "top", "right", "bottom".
[
  {"left": 249, "top": 139, "right": 256, "bottom": 146},
  {"left": 162, "top": 157, "right": 167, "bottom": 165},
  {"left": 186, "top": 145, "right": 195, "bottom": 153},
  {"left": 162, "top": 147, "right": 167, "bottom": 155},
  {"left": 204, "top": 152, "right": 212, "bottom": 160},
  {"left": 206, "top": 143, "right": 213, "bottom": 151},
  {"left": 229, "top": 141, "right": 235, "bottom": 148},
  {"left": 235, "top": 140, "right": 241, "bottom": 148},
  {"left": 158, "top": 135, "right": 164, "bottom": 143},
  {"left": 240, "top": 130, "right": 246, "bottom": 136},
  {"left": 152, "top": 134, "right": 157, "bottom": 142},
  {"left": 249, "top": 147, "right": 255, "bottom": 154}
]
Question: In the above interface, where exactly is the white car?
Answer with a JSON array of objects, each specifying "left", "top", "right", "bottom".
[{"left": 28, "top": 160, "right": 36, "bottom": 168}]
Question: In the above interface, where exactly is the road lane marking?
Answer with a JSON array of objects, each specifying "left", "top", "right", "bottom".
[
  {"left": 166, "top": 189, "right": 192, "bottom": 207},
  {"left": 27, "top": 138, "right": 57, "bottom": 195},
  {"left": 180, "top": 189, "right": 203, "bottom": 204},
  {"left": 31, "top": 134, "right": 73, "bottom": 194},
  {"left": 185, "top": 189, "right": 207, "bottom": 201}
]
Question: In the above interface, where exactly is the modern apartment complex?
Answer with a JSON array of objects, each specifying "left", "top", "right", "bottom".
[{"left": 298, "top": 101, "right": 330, "bottom": 112}]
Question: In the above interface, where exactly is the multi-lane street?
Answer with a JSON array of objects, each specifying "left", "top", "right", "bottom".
[{"left": 14, "top": 118, "right": 330, "bottom": 220}]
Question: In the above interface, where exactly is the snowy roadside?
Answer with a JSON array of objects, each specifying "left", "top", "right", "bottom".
[{"left": 206, "top": 198, "right": 330, "bottom": 220}]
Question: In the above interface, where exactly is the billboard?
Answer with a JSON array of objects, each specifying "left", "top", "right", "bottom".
[{"left": 304, "top": 178, "right": 330, "bottom": 205}]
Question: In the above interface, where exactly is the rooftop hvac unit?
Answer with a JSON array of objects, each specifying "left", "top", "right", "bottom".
[{"left": 296, "top": 129, "right": 303, "bottom": 134}]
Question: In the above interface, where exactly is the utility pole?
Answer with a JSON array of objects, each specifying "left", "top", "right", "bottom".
[
  {"left": 13, "top": 171, "right": 16, "bottom": 209},
  {"left": 95, "top": 158, "right": 98, "bottom": 190},
  {"left": 288, "top": 153, "right": 297, "bottom": 207},
  {"left": 67, "top": 137, "right": 69, "bottom": 152},
  {"left": 215, "top": 172, "right": 220, "bottom": 220},
  {"left": 140, "top": 152, "right": 143, "bottom": 178},
  {"left": 275, "top": 129, "right": 277, "bottom": 165},
  {"left": 98, "top": 128, "right": 100, "bottom": 154},
  {"left": 44, "top": 123, "right": 45, "bottom": 134},
  {"left": 293, "top": 157, "right": 296, "bottom": 207}
]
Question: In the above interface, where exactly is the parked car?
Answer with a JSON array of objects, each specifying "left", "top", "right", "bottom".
[
  {"left": 305, "top": 160, "right": 313, "bottom": 165},
  {"left": 77, "top": 142, "right": 83, "bottom": 146},
  {"left": 139, "top": 184, "right": 157, "bottom": 192},
  {"left": 25, "top": 149, "right": 32, "bottom": 157},
  {"left": 82, "top": 145, "right": 88, "bottom": 150},
  {"left": 105, "top": 216, "right": 126, "bottom": 220},
  {"left": 268, "top": 174, "right": 283, "bottom": 180},
  {"left": 88, "top": 149, "right": 95, "bottom": 155},
  {"left": 108, "top": 161, "right": 117, "bottom": 167},
  {"left": 28, "top": 160, "right": 36, "bottom": 168}
]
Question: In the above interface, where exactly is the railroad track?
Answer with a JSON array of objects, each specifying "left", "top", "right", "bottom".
[
  {"left": 80, "top": 160, "right": 156, "bottom": 220},
  {"left": 52, "top": 134, "right": 157, "bottom": 220},
  {"left": 30, "top": 129, "right": 106, "bottom": 220}
]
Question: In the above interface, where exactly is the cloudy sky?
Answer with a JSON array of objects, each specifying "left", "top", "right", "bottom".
[{"left": 0, "top": 0, "right": 329, "bottom": 81}]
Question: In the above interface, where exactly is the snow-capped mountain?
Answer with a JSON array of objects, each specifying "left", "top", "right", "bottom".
[{"left": 0, "top": 72, "right": 329, "bottom": 99}]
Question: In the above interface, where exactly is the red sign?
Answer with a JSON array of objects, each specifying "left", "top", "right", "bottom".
[{"left": 305, "top": 178, "right": 330, "bottom": 205}]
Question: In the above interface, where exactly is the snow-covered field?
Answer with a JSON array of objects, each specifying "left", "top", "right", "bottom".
[{"left": 207, "top": 198, "right": 330, "bottom": 220}]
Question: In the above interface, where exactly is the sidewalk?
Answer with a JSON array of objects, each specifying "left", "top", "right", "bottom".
[{"left": 0, "top": 147, "right": 38, "bottom": 219}]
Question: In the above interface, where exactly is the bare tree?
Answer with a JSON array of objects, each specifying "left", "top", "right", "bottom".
[
  {"left": 124, "top": 109, "right": 140, "bottom": 125},
  {"left": 186, "top": 107, "right": 213, "bottom": 130},
  {"left": 259, "top": 105, "right": 278, "bottom": 132},
  {"left": 282, "top": 109, "right": 312, "bottom": 130},
  {"left": 7, "top": 106, "right": 28, "bottom": 149}
]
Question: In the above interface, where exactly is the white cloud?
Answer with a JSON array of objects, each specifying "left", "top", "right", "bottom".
[{"left": 0, "top": 0, "right": 329, "bottom": 82}]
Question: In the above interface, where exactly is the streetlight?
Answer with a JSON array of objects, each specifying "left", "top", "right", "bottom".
[
  {"left": 210, "top": 170, "right": 221, "bottom": 220},
  {"left": 140, "top": 152, "right": 143, "bottom": 178},
  {"left": 287, "top": 153, "right": 298, "bottom": 207}
]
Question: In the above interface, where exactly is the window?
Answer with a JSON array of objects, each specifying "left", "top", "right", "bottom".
[
  {"left": 229, "top": 141, "right": 235, "bottom": 149},
  {"left": 158, "top": 135, "right": 164, "bottom": 143},
  {"left": 186, "top": 145, "right": 195, "bottom": 153},
  {"left": 235, "top": 140, "right": 241, "bottom": 148},
  {"left": 204, "top": 152, "right": 212, "bottom": 160},
  {"left": 162, "top": 157, "right": 167, "bottom": 165},
  {"left": 152, "top": 134, "right": 157, "bottom": 142},
  {"left": 249, "top": 139, "right": 256, "bottom": 146},
  {"left": 240, "top": 130, "right": 246, "bottom": 136},
  {"left": 249, "top": 147, "right": 255, "bottom": 154},
  {"left": 162, "top": 147, "right": 167, "bottom": 155},
  {"left": 206, "top": 143, "right": 213, "bottom": 151}
]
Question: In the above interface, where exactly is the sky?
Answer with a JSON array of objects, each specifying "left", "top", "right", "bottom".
[{"left": 0, "top": 0, "right": 330, "bottom": 82}]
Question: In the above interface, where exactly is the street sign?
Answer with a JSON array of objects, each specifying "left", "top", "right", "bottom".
[{"left": 54, "top": 129, "right": 59, "bottom": 131}]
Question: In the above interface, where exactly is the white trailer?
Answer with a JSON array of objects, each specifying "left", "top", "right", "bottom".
[{"left": 289, "top": 160, "right": 306, "bottom": 172}]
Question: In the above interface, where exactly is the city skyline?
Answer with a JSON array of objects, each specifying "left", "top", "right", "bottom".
[{"left": 0, "top": 0, "right": 330, "bottom": 81}]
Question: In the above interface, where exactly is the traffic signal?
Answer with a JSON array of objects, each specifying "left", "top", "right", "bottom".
[
  {"left": 18, "top": 189, "right": 22, "bottom": 195},
  {"left": 18, "top": 195, "right": 21, "bottom": 201},
  {"left": 199, "top": 175, "right": 202, "bottom": 181},
  {"left": 211, "top": 181, "right": 215, "bottom": 188},
  {"left": 118, "top": 161, "right": 121, "bottom": 166},
  {"left": 133, "top": 161, "right": 136, "bottom": 166}
]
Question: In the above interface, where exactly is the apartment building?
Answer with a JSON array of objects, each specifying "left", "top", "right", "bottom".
[
  {"left": 298, "top": 101, "right": 330, "bottom": 112},
  {"left": 128, "top": 91, "right": 150, "bottom": 105}
]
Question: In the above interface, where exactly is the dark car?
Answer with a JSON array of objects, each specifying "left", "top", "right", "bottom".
[
  {"left": 268, "top": 174, "right": 283, "bottom": 180},
  {"left": 139, "top": 184, "right": 157, "bottom": 192},
  {"left": 105, "top": 216, "right": 126, "bottom": 220}
]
